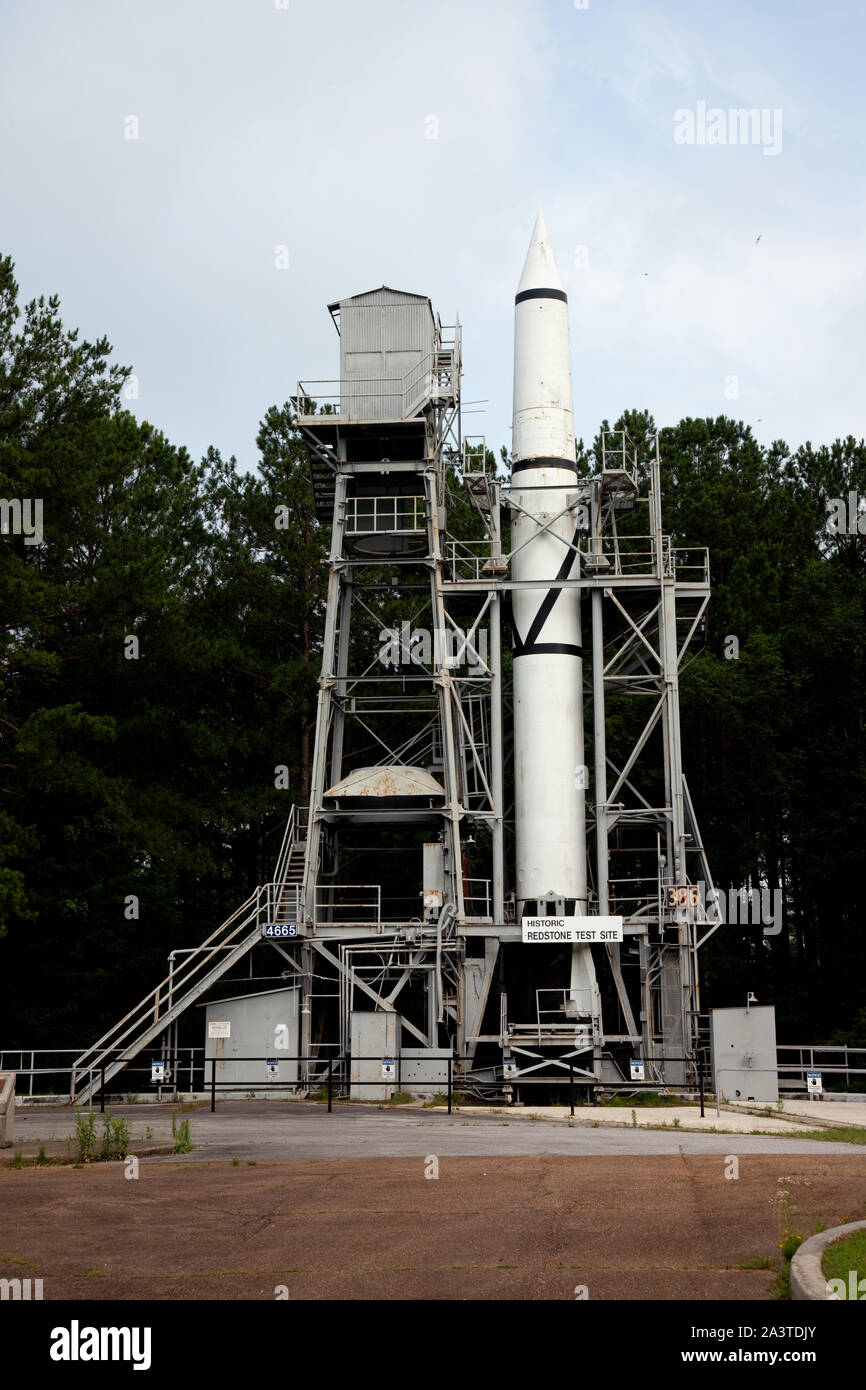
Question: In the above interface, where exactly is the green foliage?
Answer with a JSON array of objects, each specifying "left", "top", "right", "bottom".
[
  {"left": 785, "top": 1127, "right": 866, "bottom": 1145},
  {"left": 822, "top": 1230, "right": 866, "bottom": 1288},
  {"left": 779, "top": 1229, "right": 803, "bottom": 1261},
  {"left": 171, "top": 1112, "right": 192, "bottom": 1153},
  {"left": 99, "top": 1113, "right": 129, "bottom": 1160},
  {"left": 73, "top": 1110, "right": 96, "bottom": 1163},
  {"left": 601, "top": 1092, "right": 684, "bottom": 1108}
]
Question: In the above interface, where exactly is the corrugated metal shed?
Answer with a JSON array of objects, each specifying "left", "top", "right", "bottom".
[
  {"left": 203, "top": 987, "right": 299, "bottom": 1089},
  {"left": 333, "top": 286, "right": 435, "bottom": 421}
]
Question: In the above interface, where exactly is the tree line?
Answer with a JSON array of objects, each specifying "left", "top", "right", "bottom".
[{"left": 0, "top": 257, "right": 863, "bottom": 1046}]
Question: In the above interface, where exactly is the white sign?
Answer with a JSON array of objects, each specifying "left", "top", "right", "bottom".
[
  {"left": 151, "top": 1061, "right": 165, "bottom": 1083},
  {"left": 806, "top": 1071, "right": 823, "bottom": 1095},
  {"left": 521, "top": 916, "right": 623, "bottom": 944},
  {"left": 630, "top": 1060, "right": 645, "bottom": 1082},
  {"left": 381, "top": 1057, "right": 396, "bottom": 1080},
  {"left": 208, "top": 1021, "right": 231, "bottom": 1039},
  {"left": 503, "top": 1058, "right": 518, "bottom": 1080},
  {"left": 267, "top": 1058, "right": 280, "bottom": 1080}
]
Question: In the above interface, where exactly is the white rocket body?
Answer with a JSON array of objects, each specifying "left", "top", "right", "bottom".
[{"left": 511, "top": 213, "right": 598, "bottom": 1014}]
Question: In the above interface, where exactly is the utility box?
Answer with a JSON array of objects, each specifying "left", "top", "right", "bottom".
[
  {"left": 423, "top": 841, "right": 445, "bottom": 921},
  {"left": 350, "top": 1010, "right": 400, "bottom": 1101},
  {"left": 711, "top": 1005, "right": 778, "bottom": 1105},
  {"left": 203, "top": 987, "right": 299, "bottom": 1092},
  {"left": 401, "top": 1047, "right": 451, "bottom": 1097}
]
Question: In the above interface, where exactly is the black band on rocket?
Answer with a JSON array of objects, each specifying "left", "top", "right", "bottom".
[
  {"left": 513, "top": 642, "right": 585, "bottom": 659},
  {"left": 512, "top": 457, "right": 579, "bottom": 474},
  {"left": 515, "top": 287, "right": 568, "bottom": 304}
]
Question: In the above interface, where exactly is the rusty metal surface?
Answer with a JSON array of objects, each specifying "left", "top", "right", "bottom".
[{"left": 325, "top": 765, "right": 444, "bottom": 799}]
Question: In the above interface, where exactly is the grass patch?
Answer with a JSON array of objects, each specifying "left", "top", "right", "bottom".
[
  {"left": 171, "top": 1112, "right": 193, "bottom": 1154},
  {"left": 740, "top": 1255, "right": 774, "bottom": 1270},
  {"left": 783, "top": 1126, "right": 866, "bottom": 1145},
  {"left": 422, "top": 1091, "right": 468, "bottom": 1107},
  {"left": 388, "top": 1092, "right": 414, "bottom": 1105},
  {"left": 600, "top": 1092, "right": 688, "bottom": 1108},
  {"left": 822, "top": 1229, "right": 866, "bottom": 1293}
]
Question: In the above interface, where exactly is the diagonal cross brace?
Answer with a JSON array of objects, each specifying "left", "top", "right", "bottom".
[{"left": 310, "top": 939, "right": 429, "bottom": 1046}]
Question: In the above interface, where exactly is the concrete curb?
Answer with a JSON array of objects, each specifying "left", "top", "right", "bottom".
[
  {"left": 0, "top": 1073, "right": 15, "bottom": 1147},
  {"left": 791, "top": 1219, "right": 866, "bottom": 1300}
]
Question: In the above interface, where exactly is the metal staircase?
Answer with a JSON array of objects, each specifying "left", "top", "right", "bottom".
[
  {"left": 72, "top": 806, "right": 308, "bottom": 1104},
  {"left": 309, "top": 456, "right": 336, "bottom": 524}
]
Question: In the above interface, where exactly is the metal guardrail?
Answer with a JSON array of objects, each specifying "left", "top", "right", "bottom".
[
  {"left": 6, "top": 1042, "right": 863, "bottom": 1112},
  {"left": 258, "top": 882, "right": 302, "bottom": 926},
  {"left": 313, "top": 884, "right": 381, "bottom": 927},
  {"left": 297, "top": 338, "right": 459, "bottom": 422},
  {"left": 777, "top": 1045, "right": 866, "bottom": 1091},
  {"left": 345, "top": 495, "right": 426, "bottom": 534},
  {"left": 0, "top": 1049, "right": 205, "bottom": 1102},
  {"left": 463, "top": 877, "right": 491, "bottom": 918},
  {"left": 273, "top": 803, "right": 307, "bottom": 887},
  {"left": 205, "top": 1055, "right": 455, "bottom": 1114},
  {"left": 444, "top": 537, "right": 709, "bottom": 585}
]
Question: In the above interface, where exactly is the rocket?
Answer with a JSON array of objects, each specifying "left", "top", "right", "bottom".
[{"left": 511, "top": 212, "right": 599, "bottom": 1017}]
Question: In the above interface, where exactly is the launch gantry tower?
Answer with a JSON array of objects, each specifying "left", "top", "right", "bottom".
[{"left": 290, "top": 284, "right": 716, "bottom": 1092}]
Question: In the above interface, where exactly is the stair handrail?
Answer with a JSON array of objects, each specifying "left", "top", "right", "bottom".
[
  {"left": 273, "top": 803, "right": 308, "bottom": 889},
  {"left": 273, "top": 804, "right": 297, "bottom": 886},
  {"left": 72, "top": 887, "right": 261, "bottom": 1074}
]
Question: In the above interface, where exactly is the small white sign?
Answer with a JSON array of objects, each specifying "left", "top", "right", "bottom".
[
  {"left": 381, "top": 1057, "right": 396, "bottom": 1080},
  {"left": 806, "top": 1071, "right": 823, "bottom": 1095},
  {"left": 630, "top": 1060, "right": 645, "bottom": 1082},
  {"left": 208, "top": 1021, "right": 231, "bottom": 1039},
  {"left": 521, "top": 916, "right": 623, "bottom": 944},
  {"left": 267, "top": 1058, "right": 280, "bottom": 1080},
  {"left": 151, "top": 1061, "right": 165, "bottom": 1083}
]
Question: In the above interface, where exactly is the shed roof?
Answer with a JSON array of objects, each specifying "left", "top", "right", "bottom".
[{"left": 328, "top": 286, "right": 434, "bottom": 333}]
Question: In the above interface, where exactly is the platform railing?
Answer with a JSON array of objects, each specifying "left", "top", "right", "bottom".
[{"left": 345, "top": 495, "right": 426, "bottom": 534}]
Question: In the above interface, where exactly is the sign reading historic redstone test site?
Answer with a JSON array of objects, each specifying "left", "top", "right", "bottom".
[{"left": 520, "top": 917, "right": 623, "bottom": 944}]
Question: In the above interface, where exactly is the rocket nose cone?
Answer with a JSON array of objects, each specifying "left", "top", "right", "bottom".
[{"left": 517, "top": 210, "right": 566, "bottom": 294}]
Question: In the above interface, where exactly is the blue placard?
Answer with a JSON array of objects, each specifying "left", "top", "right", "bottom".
[{"left": 262, "top": 923, "right": 298, "bottom": 938}]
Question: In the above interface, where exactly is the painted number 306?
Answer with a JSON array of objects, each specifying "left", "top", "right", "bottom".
[
  {"left": 666, "top": 886, "right": 699, "bottom": 908},
  {"left": 262, "top": 924, "right": 298, "bottom": 938}
]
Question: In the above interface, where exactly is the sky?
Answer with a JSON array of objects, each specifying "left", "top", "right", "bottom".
[{"left": 2, "top": 0, "right": 864, "bottom": 470}]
